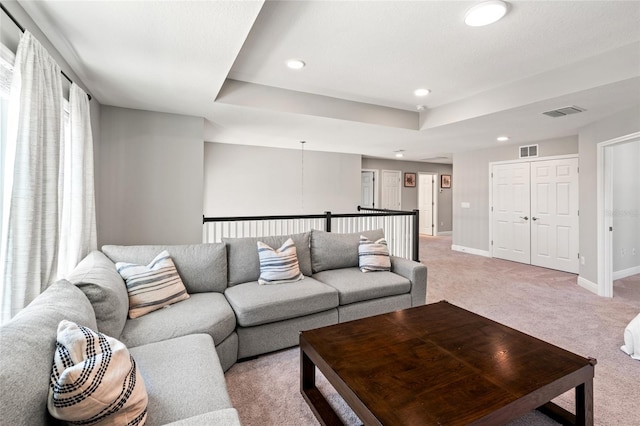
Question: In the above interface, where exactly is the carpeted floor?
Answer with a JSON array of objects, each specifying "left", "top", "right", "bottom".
[
  {"left": 225, "top": 235, "right": 640, "bottom": 425},
  {"left": 615, "top": 273, "right": 640, "bottom": 301}
]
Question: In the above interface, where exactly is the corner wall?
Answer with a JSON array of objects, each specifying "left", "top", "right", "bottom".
[
  {"left": 203, "top": 142, "right": 361, "bottom": 216},
  {"left": 97, "top": 106, "right": 204, "bottom": 246}
]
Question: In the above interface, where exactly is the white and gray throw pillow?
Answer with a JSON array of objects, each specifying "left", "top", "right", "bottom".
[
  {"left": 116, "top": 250, "right": 189, "bottom": 318},
  {"left": 358, "top": 235, "right": 391, "bottom": 272},
  {"left": 257, "top": 238, "right": 304, "bottom": 285},
  {"left": 48, "top": 320, "right": 148, "bottom": 425}
]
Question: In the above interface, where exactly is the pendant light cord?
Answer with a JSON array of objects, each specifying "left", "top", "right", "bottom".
[{"left": 300, "top": 141, "right": 306, "bottom": 212}]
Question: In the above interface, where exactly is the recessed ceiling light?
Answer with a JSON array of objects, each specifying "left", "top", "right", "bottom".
[
  {"left": 465, "top": 1, "right": 508, "bottom": 27},
  {"left": 497, "top": 136, "right": 510, "bottom": 142},
  {"left": 394, "top": 150, "right": 405, "bottom": 158},
  {"left": 416, "top": 105, "right": 426, "bottom": 111},
  {"left": 414, "top": 88, "right": 431, "bottom": 97},
  {"left": 286, "top": 59, "right": 306, "bottom": 70}
]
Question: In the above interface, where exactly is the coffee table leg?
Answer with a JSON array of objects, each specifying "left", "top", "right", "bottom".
[
  {"left": 300, "top": 349, "right": 344, "bottom": 426},
  {"left": 575, "top": 379, "right": 594, "bottom": 426},
  {"left": 301, "top": 350, "right": 316, "bottom": 392}
]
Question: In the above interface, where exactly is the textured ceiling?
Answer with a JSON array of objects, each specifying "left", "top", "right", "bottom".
[{"left": 15, "top": 0, "right": 640, "bottom": 163}]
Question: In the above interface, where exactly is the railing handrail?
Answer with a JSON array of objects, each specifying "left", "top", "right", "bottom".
[
  {"left": 203, "top": 208, "right": 415, "bottom": 223},
  {"left": 357, "top": 205, "right": 409, "bottom": 214},
  {"left": 203, "top": 213, "right": 327, "bottom": 223}
]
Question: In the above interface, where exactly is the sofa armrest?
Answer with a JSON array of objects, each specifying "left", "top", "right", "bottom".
[
  {"left": 163, "top": 408, "right": 241, "bottom": 426},
  {"left": 390, "top": 256, "right": 427, "bottom": 307}
]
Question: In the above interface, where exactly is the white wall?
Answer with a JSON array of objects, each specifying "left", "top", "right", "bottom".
[
  {"left": 360, "top": 158, "right": 453, "bottom": 232},
  {"left": 578, "top": 106, "right": 640, "bottom": 284},
  {"left": 612, "top": 140, "right": 640, "bottom": 274},
  {"left": 203, "top": 142, "right": 361, "bottom": 217},
  {"left": 98, "top": 106, "right": 204, "bottom": 246},
  {"left": 452, "top": 136, "right": 578, "bottom": 251}
]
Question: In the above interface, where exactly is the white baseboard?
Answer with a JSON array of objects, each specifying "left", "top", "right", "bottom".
[
  {"left": 437, "top": 231, "right": 452, "bottom": 236},
  {"left": 451, "top": 245, "right": 491, "bottom": 257},
  {"left": 613, "top": 265, "right": 640, "bottom": 280},
  {"left": 577, "top": 276, "right": 599, "bottom": 295}
]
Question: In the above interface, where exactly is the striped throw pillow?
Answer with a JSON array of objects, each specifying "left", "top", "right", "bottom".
[
  {"left": 257, "top": 238, "right": 304, "bottom": 285},
  {"left": 116, "top": 250, "right": 189, "bottom": 318},
  {"left": 48, "top": 320, "right": 148, "bottom": 425},
  {"left": 358, "top": 235, "right": 391, "bottom": 272}
]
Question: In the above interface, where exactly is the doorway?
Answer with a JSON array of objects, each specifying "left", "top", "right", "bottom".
[
  {"left": 597, "top": 132, "right": 640, "bottom": 298},
  {"left": 360, "top": 170, "right": 377, "bottom": 209},
  {"left": 418, "top": 173, "right": 437, "bottom": 235},
  {"left": 381, "top": 170, "right": 401, "bottom": 210},
  {"left": 491, "top": 156, "right": 579, "bottom": 274}
]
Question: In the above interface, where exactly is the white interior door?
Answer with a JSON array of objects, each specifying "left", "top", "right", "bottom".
[
  {"left": 531, "top": 158, "right": 579, "bottom": 273},
  {"left": 360, "top": 171, "right": 375, "bottom": 208},
  {"left": 381, "top": 170, "right": 401, "bottom": 210},
  {"left": 418, "top": 174, "right": 434, "bottom": 235},
  {"left": 492, "top": 163, "right": 531, "bottom": 264}
]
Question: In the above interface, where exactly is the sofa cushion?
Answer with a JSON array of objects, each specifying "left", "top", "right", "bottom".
[
  {"left": 0, "top": 280, "right": 97, "bottom": 426},
  {"left": 103, "top": 243, "right": 227, "bottom": 293},
  {"left": 67, "top": 250, "right": 129, "bottom": 338},
  {"left": 128, "top": 334, "right": 233, "bottom": 426},
  {"left": 48, "top": 320, "right": 148, "bottom": 425},
  {"left": 224, "top": 232, "right": 311, "bottom": 286},
  {"left": 313, "top": 267, "right": 411, "bottom": 305},
  {"left": 116, "top": 250, "right": 190, "bottom": 319},
  {"left": 119, "top": 292, "right": 236, "bottom": 348},
  {"left": 224, "top": 277, "right": 338, "bottom": 327},
  {"left": 258, "top": 238, "right": 304, "bottom": 285},
  {"left": 311, "top": 229, "right": 384, "bottom": 273},
  {"left": 358, "top": 235, "right": 391, "bottom": 272}
]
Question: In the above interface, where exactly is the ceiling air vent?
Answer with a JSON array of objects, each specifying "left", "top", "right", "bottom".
[
  {"left": 519, "top": 144, "right": 538, "bottom": 159},
  {"left": 542, "top": 105, "right": 586, "bottom": 118}
]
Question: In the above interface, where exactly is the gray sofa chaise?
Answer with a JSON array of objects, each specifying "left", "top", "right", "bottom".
[{"left": 0, "top": 229, "right": 427, "bottom": 425}]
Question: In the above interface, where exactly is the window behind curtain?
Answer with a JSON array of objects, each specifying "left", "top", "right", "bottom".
[
  {"left": 0, "top": 43, "right": 14, "bottom": 246},
  {"left": 0, "top": 42, "right": 73, "bottom": 316}
]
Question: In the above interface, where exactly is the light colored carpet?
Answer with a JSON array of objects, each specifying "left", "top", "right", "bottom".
[
  {"left": 226, "top": 236, "right": 640, "bottom": 425},
  {"left": 615, "top": 273, "right": 640, "bottom": 301}
]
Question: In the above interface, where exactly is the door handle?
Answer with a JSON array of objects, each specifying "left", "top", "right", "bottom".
[
  {"left": 532, "top": 217, "right": 538, "bottom": 221},
  {"left": 520, "top": 216, "right": 529, "bottom": 220}
]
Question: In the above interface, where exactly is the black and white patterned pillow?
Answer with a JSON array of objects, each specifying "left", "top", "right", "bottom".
[
  {"left": 48, "top": 320, "right": 148, "bottom": 425},
  {"left": 257, "top": 238, "right": 304, "bottom": 285},
  {"left": 358, "top": 235, "right": 391, "bottom": 272}
]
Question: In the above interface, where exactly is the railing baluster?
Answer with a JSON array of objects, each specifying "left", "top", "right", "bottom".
[{"left": 203, "top": 207, "right": 418, "bottom": 260}]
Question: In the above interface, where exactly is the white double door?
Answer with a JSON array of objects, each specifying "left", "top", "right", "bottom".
[{"left": 492, "top": 157, "right": 579, "bottom": 273}]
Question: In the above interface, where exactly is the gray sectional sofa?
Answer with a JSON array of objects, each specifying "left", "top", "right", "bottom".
[{"left": 0, "top": 229, "right": 427, "bottom": 425}]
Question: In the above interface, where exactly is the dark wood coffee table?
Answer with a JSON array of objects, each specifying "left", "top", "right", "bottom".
[{"left": 300, "top": 301, "right": 596, "bottom": 425}]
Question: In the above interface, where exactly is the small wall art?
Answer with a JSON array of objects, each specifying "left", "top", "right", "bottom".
[
  {"left": 441, "top": 174, "right": 451, "bottom": 189},
  {"left": 404, "top": 172, "right": 416, "bottom": 187}
]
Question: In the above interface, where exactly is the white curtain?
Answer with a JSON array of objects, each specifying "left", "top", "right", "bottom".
[
  {"left": 0, "top": 31, "right": 63, "bottom": 323},
  {"left": 58, "top": 83, "right": 97, "bottom": 276}
]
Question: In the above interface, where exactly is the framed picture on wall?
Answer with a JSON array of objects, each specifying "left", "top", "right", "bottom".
[
  {"left": 404, "top": 172, "right": 416, "bottom": 187},
  {"left": 441, "top": 174, "right": 452, "bottom": 189}
]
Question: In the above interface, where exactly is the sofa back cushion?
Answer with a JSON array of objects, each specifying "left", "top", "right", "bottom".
[
  {"left": 102, "top": 243, "right": 227, "bottom": 293},
  {"left": 224, "top": 232, "right": 311, "bottom": 286},
  {"left": 311, "top": 229, "right": 385, "bottom": 273},
  {"left": 67, "top": 250, "right": 129, "bottom": 338},
  {"left": 0, "top": 279, "right": 97, "bottom": 426}
]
